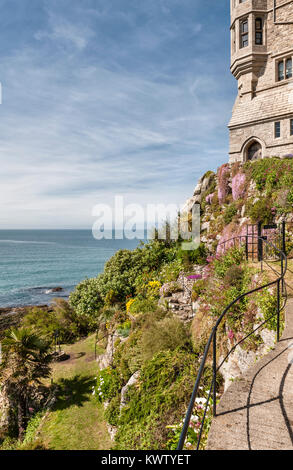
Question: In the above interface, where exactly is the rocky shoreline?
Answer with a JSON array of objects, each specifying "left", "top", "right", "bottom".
[
  {"left": 0, "top": 286, "right": 66, "bottom": 338},
  {"left": 0, "top": 304, "right": 52, "bottom": 339}
]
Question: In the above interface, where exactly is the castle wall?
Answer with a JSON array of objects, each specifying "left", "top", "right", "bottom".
[{"left": 229, "top": 0, "right": 293, "bottom": 162}]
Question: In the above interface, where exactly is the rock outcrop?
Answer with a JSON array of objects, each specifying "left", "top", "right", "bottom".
[
  {"left": 120, "top": 371, "right": 140, "bottom": 411},
  {"left": 159, "top": 270, "right": 203, "bottom": 322}
]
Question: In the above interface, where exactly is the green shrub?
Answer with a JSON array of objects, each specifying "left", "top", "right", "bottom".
[
  {"left": 22, "top": 308, "right": 60, "bottom": 340},
  {"left": 114, "top": 350, "right": 213, "bottom": 450},
  {"left": 113, "top": 328, "right": 144, "bottom": 382},
  {"left": 104, "top": 394, "right": 121, "bottom": 427},
  {"left": 128, "top": 297, "right": 158, "bottom": 315},
  {"left": 140, "top": 316, "right": 192, "bottom": 363},
  {"left": 23, "top": 299, "right": 95, "bottom": 344},
  {"left": 256, "top": 289, "right": 279, "bottom": 331},
  {"left": 97, "top": 240, "right": 176, "bottom": 302},
  {"left": 95, "top": 367, "right": 122, "bottom": 403},
  {"left": 177, "top": 243, "right": 207, "bottom": 267},
  {"left": 223, "top": 203, "right": 237, "bottom": 225},
  {"left": 117, "top": 320, "right": 132, "bottom": 338},
  {"left": 213, "top": 247, "right": 246, "bottom": 279},
  {"left": 247, "top": 198, "right": 273, "bottom": 224},
  {"left": 21, "top": 412, "right": 44, "bottom": 446},
  {"left": 191, "top": 279, "right": 206, "bottom": 301},
  {"left": 159, "top": 259, "right": 184, "bottom": 283},
  {"left": 223, "top": 265, "right": 244, "bottom": 288},
  {"left": 69, "top": 278, "right": 103, "bottom": 318}
]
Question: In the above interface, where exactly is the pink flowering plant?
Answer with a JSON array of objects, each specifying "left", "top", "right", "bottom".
[
  {"left": 232, "top": 172, "right": 246, "bottom": 201},
  {"left": 217, "top": 164, "right": 230, "bottom": 204},
  {"left": 205, "top": 193, "right": 214, "bottom": 205},
  {"left": 166, "top": 387, "right": 217, "bottom": 450}
]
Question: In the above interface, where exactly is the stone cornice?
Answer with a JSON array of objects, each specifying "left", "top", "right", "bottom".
[{"left": 229, "top": 111, "right": 293, "bottom": 130}]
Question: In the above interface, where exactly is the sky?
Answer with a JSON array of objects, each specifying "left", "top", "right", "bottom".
[{"left": 0, "top": 0, "right": 236, "bottom": 229}]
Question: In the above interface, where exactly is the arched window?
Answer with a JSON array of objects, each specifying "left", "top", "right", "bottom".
[
  {"left": 247, "top": 142, "right": 262, "bottom": 161},
  {"left": 286, "top": 58, "right": 292, "bottom": 79},
  {"left": 255, "top": 18, "right": 263, "bottom": 45},
  {"left": 278, "top": 61, "right": 284, "bottom": 81}
]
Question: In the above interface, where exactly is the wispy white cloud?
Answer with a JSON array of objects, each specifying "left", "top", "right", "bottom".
[
  {"left": 0, "top": 0, "right": 234, "bottom": 228},
  {"left": 34, "top": 12, "right": 95, "bottom": 50}
]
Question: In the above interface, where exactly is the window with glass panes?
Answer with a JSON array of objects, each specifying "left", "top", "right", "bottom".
[
  {"left": 255, "top": 18, "right": 263, "bottom": 45},
  {"left": 286, "top": 58, "right": 292, "bottom": 79},
  {"left": 278, "top": 61, "right": 285, "bottom": 81},
  {"left": 240, "top": 19, "right": 248, "bottom": 48},
  {"left": 277, "top": 57, "right": 293, "bottom": 81},
  {"left": 275, "top": 121, "right": 281, "bottom": 138}
]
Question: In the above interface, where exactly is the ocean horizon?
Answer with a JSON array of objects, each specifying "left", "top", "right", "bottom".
[{"left": 0, "top": 229, "right": 142, "bottom": 308}]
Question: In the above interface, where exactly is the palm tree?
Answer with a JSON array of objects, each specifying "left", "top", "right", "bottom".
[{"left": 0, "top": 327, "right": 52, "bottom": 439}]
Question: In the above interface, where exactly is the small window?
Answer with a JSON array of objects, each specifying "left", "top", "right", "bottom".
[
  {"left": 290, "top": 119, "right": 293, "bottom": 136},
  {"left": 275, "top": 121, "right": 281, "bottom": 138},
  {"left": 278, "top": 61, "right": 284, "bottom": 81},
  {"left": 255, "top": 18, "right": 263, "bottom": 45},
  {"left": 286, "top": 58, "right": 292, "bottom": 79},
  {"left": 240, "top": 20, "right": 249, "bottom": 48}
]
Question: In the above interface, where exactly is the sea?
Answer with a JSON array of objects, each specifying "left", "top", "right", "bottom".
[{"left": 0, "top": 230, "right": 142, "bottom": 308}]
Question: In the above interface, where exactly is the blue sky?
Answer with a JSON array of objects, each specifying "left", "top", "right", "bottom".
[{"left": 0, "top": 0, "right": 236, "bottom": 229}]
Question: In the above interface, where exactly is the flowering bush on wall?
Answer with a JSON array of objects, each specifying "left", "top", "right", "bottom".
[
  {"left": 217, "top": 164, "right": 230, "bottom": 204},
  {"left": 232, "top": 172, "right": 246, "bottom": 201},
  {"left": 166, "top": 387, "right": 217, "bottom": 450},
  {"left": 216, "top": 224, "right": 247, "bottom": 256},
  {"left": 205, "top": 193, "right": 214, "bottom": 205}
]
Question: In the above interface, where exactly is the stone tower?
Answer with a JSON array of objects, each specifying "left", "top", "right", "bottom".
[{"left": 229, "top": 0, "right": 293, "bottom": 162}]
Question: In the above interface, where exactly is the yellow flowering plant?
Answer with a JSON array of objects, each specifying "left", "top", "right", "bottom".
[
  {"left": 146, "top": 280, "right": 161, "bottom": 298},
  {"left": 126, "top": 298, "right": 136, "bottom": 312}
]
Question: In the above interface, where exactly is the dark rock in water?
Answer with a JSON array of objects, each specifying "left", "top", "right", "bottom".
[{"left": 45, "top": 287, "right": 63, "bottom": 294}]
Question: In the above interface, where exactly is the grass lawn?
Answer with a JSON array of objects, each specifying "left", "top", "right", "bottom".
[{"left": 37, "top": 335, "right": 112, "bottom": 450}]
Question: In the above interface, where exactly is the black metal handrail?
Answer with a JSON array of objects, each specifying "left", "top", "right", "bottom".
[{"left": 177, "top": 234, "right": 287, "bottom": 450}]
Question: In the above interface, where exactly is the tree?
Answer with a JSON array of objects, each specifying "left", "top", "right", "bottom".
[{"left": 0, "top": 327, "right": 53, "bottom": 440}]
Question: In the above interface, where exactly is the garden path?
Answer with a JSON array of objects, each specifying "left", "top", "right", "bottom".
[{"left": 207, "top": 298, "right": 293, "bottom": 450}]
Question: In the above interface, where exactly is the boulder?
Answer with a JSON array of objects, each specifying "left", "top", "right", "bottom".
[
  {"left": 193, "top": 183, "right": 202, "bottom": 196},
  {"left": 120, "top": 371, "right": 140, "bottom": 411}
]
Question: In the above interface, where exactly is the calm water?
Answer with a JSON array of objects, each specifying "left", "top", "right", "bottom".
[{"left": 0, "top": 230, "right": 141, "bottom": 308}]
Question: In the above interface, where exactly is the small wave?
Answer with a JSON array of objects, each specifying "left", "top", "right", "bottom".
[{"left": 0, "top": 240, "right": 55, "bottom": 245}]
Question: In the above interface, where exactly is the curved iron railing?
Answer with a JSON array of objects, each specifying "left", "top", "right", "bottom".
[{"left": 177, "top": 234, "right": 287, "bottom": 450}]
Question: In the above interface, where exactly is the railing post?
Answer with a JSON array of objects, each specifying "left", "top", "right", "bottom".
[
  {"left": 282, "top": 220, "right": 286, "bottom": 255},
  {"left": 213, "top": 329, "right": 217, "bottom": 417},
  {"left": 258, "top": 222, "right": 263, "bottom": 262},
  {"left": 281, "top": 252, "right": 285, "bottom": 295},
  {"left": 281, "top": 221, "right": 286, "bottom": 293},
  {"left": 245, "top": 235, "right": 248, "bottom": 261},
  {"left": 277, "top": 279, "right": 281, "bottom": 342}
]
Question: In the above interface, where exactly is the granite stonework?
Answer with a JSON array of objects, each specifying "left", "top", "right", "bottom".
[{"left": 229, "top": 0, "right": 293, "bottom": 162}]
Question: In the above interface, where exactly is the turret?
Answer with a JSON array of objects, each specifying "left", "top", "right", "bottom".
[{"left": 230, "top": 0, "right": 268, "bottom": 97}]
